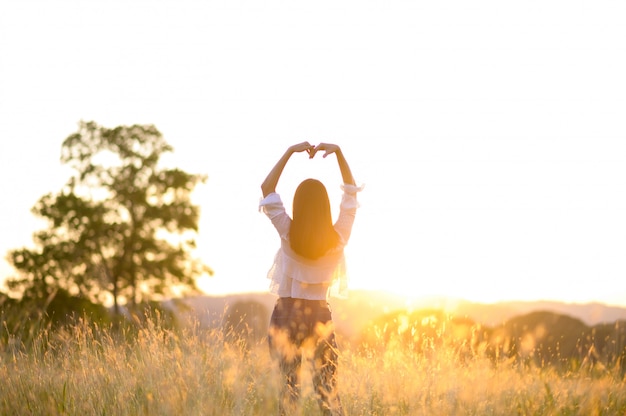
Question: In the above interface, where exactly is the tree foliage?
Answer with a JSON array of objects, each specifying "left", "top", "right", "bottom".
[{"left": 7, "top": 121, "right": 212, "bottom": 317}]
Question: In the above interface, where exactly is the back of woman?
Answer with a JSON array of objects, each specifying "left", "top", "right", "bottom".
[{"left": 259, "top": 142, "right": 361, "bottom": 416}]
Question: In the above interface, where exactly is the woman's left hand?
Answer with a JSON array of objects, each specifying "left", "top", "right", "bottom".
[{"left": 312, "top": 143, "right": 341, "bottom": 158}]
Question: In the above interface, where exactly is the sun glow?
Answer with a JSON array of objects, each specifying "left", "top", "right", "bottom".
[{"left": 3, "top": 0, "right": 626, "bottom": 309}]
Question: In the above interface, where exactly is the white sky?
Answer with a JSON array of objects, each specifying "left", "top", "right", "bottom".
[{"left": 1, "top": 0, "right": 625, "bottom": 306}]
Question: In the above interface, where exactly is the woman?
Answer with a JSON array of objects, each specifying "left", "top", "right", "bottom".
[{"left": 259, "top": 142, "right": 361, "bottom": 416}]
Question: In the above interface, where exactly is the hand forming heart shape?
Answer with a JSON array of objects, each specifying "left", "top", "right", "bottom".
[{"left": 303, "top": 142, "right": 339, "bottom": 159}]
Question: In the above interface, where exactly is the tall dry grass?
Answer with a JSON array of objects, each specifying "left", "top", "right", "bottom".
[{"left": 1, "top": 313, "right": 625, "bottom": 416}]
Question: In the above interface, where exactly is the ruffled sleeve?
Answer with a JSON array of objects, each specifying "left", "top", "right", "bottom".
[
  {"left": 340, "top": 183, "right": 364, "bottom": 210},
  {"left": 334, "top": 183, "right": 364, "bottom": 244},
  {"left": 259, "top": 193, "right": 291, "bottom": 239},
  {"left": 259, "top": 193, "right": 282, "bottom": 216}
]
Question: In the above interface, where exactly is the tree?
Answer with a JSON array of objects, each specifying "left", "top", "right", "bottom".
[{"left": 7, "top": 121, "right": 212, "bottom": 316}]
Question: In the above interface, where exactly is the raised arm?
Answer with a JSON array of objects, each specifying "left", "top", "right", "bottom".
[
  {"left": 314, "top": 143, "right": 356, "bottom": 186},
  {"left": 261, "top": 142, "right": 315, "bottom": 197}
]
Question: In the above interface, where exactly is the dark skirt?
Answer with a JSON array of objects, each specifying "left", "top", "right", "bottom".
[
  {"left": 268, "top": 297, "right": 344, "bottom": 415},
  {"left": 269, "top": 297, "right": 334, "bottom": 347}
]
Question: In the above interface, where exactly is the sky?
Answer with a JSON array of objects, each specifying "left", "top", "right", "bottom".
[{"left": 1, "top": 0, "right": 625, "bottom": 307}]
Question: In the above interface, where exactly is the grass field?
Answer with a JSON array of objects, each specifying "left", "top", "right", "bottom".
[{"left": 1, "top": 313, "right": 625, "bottom": 416}]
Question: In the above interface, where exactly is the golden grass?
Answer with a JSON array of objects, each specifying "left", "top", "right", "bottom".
[{"left": 1, "top": 315, "right": 625, "bottom": 416}]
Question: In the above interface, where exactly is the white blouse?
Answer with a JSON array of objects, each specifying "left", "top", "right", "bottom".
[{"left": 259, "top": 183, "right": 362, "bottom": 300}]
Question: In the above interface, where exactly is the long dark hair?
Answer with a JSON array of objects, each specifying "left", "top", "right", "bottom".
[{"left": 290, "top": 179, "right": 340, "bottom": 259}]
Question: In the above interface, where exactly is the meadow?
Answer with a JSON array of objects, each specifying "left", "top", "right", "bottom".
[{"left": 1, "top": 312, "right": 625, "bottom": 416}]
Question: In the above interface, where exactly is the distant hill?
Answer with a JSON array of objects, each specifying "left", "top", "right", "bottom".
[
  {"left": 168, "top": 290, "right": 626, "bottom": 368},
  {"left": 355, "top": 307, "right": 626, "bottom": 369},
  {"left": 167, "top": 292, "right": 277, "bottom": 329},
  {"left": 452, "top": 299, "right": 626, "bottom": 327},
  {"left": 169, "top": 290, "right": 626, "bottom": 337}
]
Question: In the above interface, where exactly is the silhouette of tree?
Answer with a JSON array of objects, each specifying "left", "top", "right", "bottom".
[{"left": 7, "top": 121, "right": 212, "bottom": 317}]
